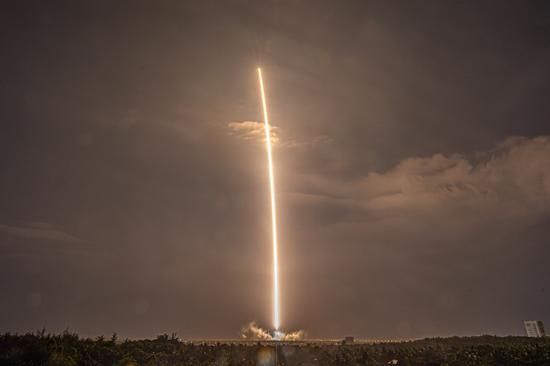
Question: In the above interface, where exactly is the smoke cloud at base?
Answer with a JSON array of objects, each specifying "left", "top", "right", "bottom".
[{"left": 241, "top": 322, "right": 306, "bottom": 341}]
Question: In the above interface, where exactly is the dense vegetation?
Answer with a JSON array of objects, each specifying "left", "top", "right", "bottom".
[{"left": 1, "top": 331, "right": 550, "bottom": 366}]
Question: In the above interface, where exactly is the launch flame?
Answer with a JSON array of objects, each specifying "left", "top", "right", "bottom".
[{"left": 258, "top": 67, "right": 280, "bottom": 331}]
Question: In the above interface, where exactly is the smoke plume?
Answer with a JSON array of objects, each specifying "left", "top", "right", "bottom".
[
  {"left": 281, "top": 329, "right": 307, "bottom": 341},
  {"left": 241, "top": 322, "right": 272, "bottom": 340},
  {"left": 241, "top": 322, "right": 306, "bottom": 341}
]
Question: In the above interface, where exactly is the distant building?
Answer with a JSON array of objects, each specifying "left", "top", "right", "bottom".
[
  {"left": 342, "top": 336, "right": 354, "bottom": 345},
  {"left": 524, "top": 320, "right": 546, "bottom": 337}
]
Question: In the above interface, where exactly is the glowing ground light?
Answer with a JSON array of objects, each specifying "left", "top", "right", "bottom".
[{"left": 257, "top": 68, "right": 281, "bottom": 333}]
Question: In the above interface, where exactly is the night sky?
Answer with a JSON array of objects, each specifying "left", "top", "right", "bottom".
[{"left": 2, "top": 0, "right": 550, "bottom": 340}]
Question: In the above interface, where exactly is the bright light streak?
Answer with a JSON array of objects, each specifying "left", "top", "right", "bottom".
[{"left": 257, "top": 67, "right": 280, "bottom": 331}]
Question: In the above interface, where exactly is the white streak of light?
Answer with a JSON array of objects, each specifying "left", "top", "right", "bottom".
[{"left": 258, "top": 67, "right": 280, "bottom": 331}]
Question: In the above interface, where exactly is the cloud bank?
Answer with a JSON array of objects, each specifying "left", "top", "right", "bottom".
[{"left": 293, "top": 135, "right": 550, "bottom": 224}]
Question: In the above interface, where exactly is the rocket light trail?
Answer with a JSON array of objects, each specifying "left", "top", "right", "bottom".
[{"left": 257, "top": 67, "right": 281, "bottom": 333}]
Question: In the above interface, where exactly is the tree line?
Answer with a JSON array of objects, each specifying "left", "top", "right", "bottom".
[{"left": 1, "top": 331, "right": 549, "bottom": 366}]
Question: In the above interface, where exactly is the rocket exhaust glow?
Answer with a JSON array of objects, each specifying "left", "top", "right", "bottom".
[{"left": 257, "top": 68, "right": 281, "bottom": 332}]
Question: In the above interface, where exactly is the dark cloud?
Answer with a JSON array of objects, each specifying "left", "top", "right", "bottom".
[
  {"left": 1, "top": 0, "right": 550, "bottom": 339},
  {"left": 0, "top": 222, "right": 90, "bottom": 244},
  {"left": 290, "top": 136, "right": 550, "bottom": 222}
]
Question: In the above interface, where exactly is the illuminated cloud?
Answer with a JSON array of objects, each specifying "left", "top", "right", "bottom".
[
  {"left": 228, "top": 121, "right": 280, "bottom": 145},
  {"left": 227, "top": 121, "right": 331, "bottom": 148}
]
